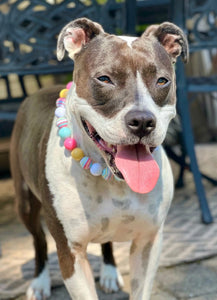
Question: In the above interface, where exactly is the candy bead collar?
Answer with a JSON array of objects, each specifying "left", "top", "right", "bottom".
[{"left": 55, "top": 81, "right": 114, "bottom": 181}]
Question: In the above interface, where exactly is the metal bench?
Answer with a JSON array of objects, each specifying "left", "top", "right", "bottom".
[
  {"left": 0, "top": 0, "right": 125, "bottom": 137},
  {"left": 126, "top": 0, "right": 217, "bottom": 224},
  {"left": 172, "top": 0, "right": 217, "bottom": 224}
]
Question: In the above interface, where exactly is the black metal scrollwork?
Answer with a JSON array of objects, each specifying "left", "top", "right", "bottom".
[
  {"left": 186, "top": 0, "right": 217, "bottom": 51},
  {"left": 0, "top": 0, "right": 125, "bottom": 76}
]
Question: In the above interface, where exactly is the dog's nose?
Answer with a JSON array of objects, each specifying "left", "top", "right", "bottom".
[{"left": 125, "top": 110, "right": 156, "bottom": 138}]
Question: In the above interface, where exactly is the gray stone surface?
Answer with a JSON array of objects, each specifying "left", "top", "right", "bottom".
[
  {"left": 1, "top": 143, "right": 217, "bottom": 300},
  {"left": 191, "top": 296, "right": 217, "bottom": 300},
  {"left": 157, "top": 261, "right": 217, "bottom": 299},
  {"left": 151, "top": 285, "right": 177, "bottom": 300}
]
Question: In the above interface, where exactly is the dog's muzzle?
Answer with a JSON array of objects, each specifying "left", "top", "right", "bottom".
[{"left": 82, "top": 118, "right": 160, "bottom": 194}]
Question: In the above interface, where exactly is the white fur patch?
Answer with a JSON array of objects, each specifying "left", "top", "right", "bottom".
[
  {"left": 64, "top": 256, "right": 98, "bottom": 300},
  {"left": 136, "top": 71, "right": 157, "bottom": 110},
  {"left": 26, "top": 263, "right": 51, "bottom": 300},
  {"left": 136, "top": 72, "right": 176, "bottom": 146},
  {"left": 100, "top": 262, "right": 124, "bottom": 293},
  {"left": 118, "top": 36, "right": 137, "bottom": 48}
]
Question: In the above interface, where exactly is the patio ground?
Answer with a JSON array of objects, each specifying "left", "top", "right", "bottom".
[{"left": 0, "top": 143, "right": 217, "bottom": 300}]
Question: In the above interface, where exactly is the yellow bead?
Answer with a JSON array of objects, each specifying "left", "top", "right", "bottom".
[
  {"left": 59, "top": 88, "right": 68, "bottom": 98},
  {"left": 71, "top": 148, "right": 84, "bottom": 161}
]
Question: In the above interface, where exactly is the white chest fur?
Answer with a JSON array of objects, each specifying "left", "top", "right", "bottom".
[{"left": 45, "top": 116, "right": 174, "bottom": 247}]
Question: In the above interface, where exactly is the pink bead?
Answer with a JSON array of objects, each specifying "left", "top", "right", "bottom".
[
  {"left": 64, "top": 138, "right": 77, "bottom": 151},
  {"left": 66, "top": 81, "right": 73, "bottom": 90}
]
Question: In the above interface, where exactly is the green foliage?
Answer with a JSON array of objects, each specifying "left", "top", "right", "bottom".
[
  {"left": 136, "top": 24, "right": 149, "bottom": 34},
  {"left": 115, "top": 28, "right": 123, "bottom": 35},
  {"left": 82, "top": 0, "right": 125, "bottom": 5},
  {"left": 96, "top": 0, "right": 107, "bottom": 4}
]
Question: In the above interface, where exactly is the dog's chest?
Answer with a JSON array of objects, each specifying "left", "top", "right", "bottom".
[
  {"left": 69, "top": 177, "right": 159, "bottom": 243},
  {"left": 46, "top": 119, "right": 165, "bottom": 245},
  {"left": 47, "top": 157, "right": 159, "bottom": 244}
]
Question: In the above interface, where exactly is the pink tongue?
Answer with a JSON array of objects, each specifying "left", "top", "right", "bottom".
[{"left": 115, "top": 144, "right": 160, "bottom": 194}]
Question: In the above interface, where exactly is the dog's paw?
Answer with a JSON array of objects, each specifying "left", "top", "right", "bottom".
[
  {"left": 99, "top": 263, "right": 124, "bottom": 293},
  {"left": 26, "top": 265, "right": 51, "bottom": 300}
]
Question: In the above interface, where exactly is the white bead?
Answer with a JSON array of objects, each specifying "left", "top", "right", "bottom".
[
  {"left": 90, "top": 163, "right": 103, "bottom": 176},
  {"left": 55, "top": 107, "right": 66, "bottom": 118}
]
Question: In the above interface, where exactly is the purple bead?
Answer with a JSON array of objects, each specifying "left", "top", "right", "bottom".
[{"left": 55, "top": 107, "right": 66, "bottom": 118}]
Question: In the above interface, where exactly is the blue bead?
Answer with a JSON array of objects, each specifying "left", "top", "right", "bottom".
[
  {"left": 90, "top": 163, "right": 103, "bottom": 176},
  {"left": 58, "top": 127, "right": 71, "bottom": 139}
]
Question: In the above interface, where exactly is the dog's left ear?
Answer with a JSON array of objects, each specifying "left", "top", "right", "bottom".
[
  {"left": 57, "top": 18, "right": 104, "bottom": 61},
  {"left": 144, "top": 22, "right": 189, "bottom": 64}
]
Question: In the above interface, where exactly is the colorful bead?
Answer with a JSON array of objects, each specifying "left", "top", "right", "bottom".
[
  {"left": 66, "top": 81, "right": 73, "bottom": 90},
  {"left": 59, "top": 88, "right": 68, "bottom": 98},
  {"left": 80, "top": 156, "right": 92, "bottom": 169},
  {"left": 56, "top": 97, "right": 66, "bottom": 107},
  {"left": 56, "top": 117, "right": 68, "bottom": 129},
  {"left": 71, "top": 148, "right": 84, "bottom": 161},
  {"left": 58, "top": 127, "right": 71, "bottom": 139},
  {"left": 64, "top": 138, "right": 77, "bottom": 151},
  {"left": 55, "top": 107, "right": 66, "bottom": 118},
  {"left": 90, "top": 163, "right": 103, "bottom": 176},
  {"left": 55, "top": 82, "right": 115, "bottom": 182},
  {"left": 102, "top": 167, "right": 113, "bottom": 180}
]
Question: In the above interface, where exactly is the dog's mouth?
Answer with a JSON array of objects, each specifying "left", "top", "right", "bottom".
[
  {"left": 82, "top": 119, "right": 160, "bottom": 194},
  {"left": 82, "top": 119, "right": 122, "bottom": 178}
]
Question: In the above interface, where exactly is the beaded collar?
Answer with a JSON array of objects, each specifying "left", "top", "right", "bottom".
[{"left": 55, "top": 81, "right": 115, "bottom": 181}]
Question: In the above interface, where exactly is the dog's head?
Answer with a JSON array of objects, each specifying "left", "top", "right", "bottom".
[{"left": 57, "top": 18, "right": 188, "bottom": 192}]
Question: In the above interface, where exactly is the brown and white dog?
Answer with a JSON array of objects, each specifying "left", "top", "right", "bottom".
[{"left": 10, "top": 18, "right": 188, "bottom": 300}]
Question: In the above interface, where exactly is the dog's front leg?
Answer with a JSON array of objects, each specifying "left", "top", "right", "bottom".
[
  {"left": 129, "top": 226, "right": 163, "bottom": 300},
  {"left": 57, "top": 244, "right": 98, "bottom": 300}
]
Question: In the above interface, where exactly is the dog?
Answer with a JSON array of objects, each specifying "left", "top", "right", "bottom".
[{"left": 10, "top": 18, "right": 188, "bottom": 300}]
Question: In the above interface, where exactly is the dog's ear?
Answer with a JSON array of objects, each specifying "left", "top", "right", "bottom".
[
  {"left": 144, "top": 22, "right": 189, "bottom": 64},
  {"left": 57, "top": 18, "right": 104, "bottom": 61}
]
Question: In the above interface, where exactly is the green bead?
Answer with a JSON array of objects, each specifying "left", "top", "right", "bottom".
[{"left": 58, "top": 127, "right": 71, "bottom": 139}]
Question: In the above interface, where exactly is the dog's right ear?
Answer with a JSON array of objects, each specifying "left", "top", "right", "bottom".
[{"left": 57, "top": 18, "right": 104, "bottom": 61}]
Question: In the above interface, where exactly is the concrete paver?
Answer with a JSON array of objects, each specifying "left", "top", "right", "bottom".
[
  {"left": 1, "top": 143, "right": 217, "bottom": 300},
  {"left": 157, "top": 261, "right": 217, "bottom": 299},
  {"left": 191, "top": 296, "right": 217, "bottom": 300}
]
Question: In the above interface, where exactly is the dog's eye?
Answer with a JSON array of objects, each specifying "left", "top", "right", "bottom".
[
  {"left": 157, "top": 77, "right": 168, "bottom": 86},
  {"left": 97, "top": 76, "right": 113, "bottom": 84}
]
